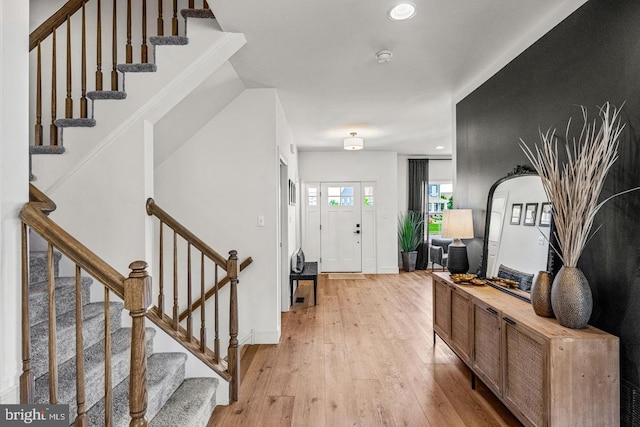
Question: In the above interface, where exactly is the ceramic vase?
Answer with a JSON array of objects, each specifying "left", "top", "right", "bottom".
[
  {"left": 531, "top": 271, "right": 554, "bottom": 317},
  {"left": 550, "top": 266, "right": 592, "bottom": 329},
  {"left": 401, "top": 251, "right": 417, "bottom": 272}
]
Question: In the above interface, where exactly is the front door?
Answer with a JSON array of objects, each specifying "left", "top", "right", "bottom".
[{"left": 320, "top": 182, "right": 362, "bottom": 272}]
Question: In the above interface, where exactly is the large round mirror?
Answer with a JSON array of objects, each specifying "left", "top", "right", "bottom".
[{"left": 481, "top": 169, "right": 555, "bottom": 301}]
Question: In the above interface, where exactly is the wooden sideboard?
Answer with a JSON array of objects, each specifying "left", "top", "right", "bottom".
[{"left": 432, "top": 272, "right": 619, "bottom": 427}]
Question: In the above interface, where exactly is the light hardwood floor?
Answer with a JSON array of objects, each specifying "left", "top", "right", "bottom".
[{"left": 209, "top": 271, "right": 522, "bottom": 426}]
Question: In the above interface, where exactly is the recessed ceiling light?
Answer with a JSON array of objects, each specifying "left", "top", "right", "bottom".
[
  {"left": 375, "top": 50, "right": 393, "bottom": 63},
  {"left": 436, "top": 146, "right": 445, "bottom": 150},
  {"left": 388, "top": 3, "right": 416, "bottom": 21}
]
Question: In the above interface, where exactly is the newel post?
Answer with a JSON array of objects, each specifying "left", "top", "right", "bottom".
[
  {"left": 125, "top": 261, "right": 152, "bottom": 427},
  {"left": 227, "top": 250, "right": 240, "bottom": 402}
]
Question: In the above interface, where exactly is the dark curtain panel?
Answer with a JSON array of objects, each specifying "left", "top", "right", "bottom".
[
  {"left": 408, "top": 159, "right": 428, "bottom": 213},
  {"left": 408, "top": 159, "right": 429, "bottom": 269}
]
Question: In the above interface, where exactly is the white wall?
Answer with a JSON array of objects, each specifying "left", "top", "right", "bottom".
[
  {"left": 429, "top": 159, "right": 453, "bottom": 183},
  {"left": 0, "top": 0, "right": 30, "bottom": 404},
  {"left": 154, "top": 88, "right": 297, "bottom": 350},
  {"left": 299, "top": 151, "right": 398, "bottom": 274}
]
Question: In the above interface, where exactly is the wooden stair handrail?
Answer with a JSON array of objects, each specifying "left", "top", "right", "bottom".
[
  {"left": 178, "top": 256, "right": 253, "bottom": 322},
  {"left": 146, "top": 198, "right": 228, "bottom": 269},
  {"left": 21, "top": 184, "right": 125, "bottom": 299},
  {"left": 27, "top": 183, "right": 57, "bottom": 215},
  {"left": 30, "top": 0, "right": 88, "bottom": 51}
]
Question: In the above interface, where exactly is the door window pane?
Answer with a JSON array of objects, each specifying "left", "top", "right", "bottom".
[
  {"left": 307, "top": 186, "right": 319, "bottom": 206},
  {"left": 327, "top": 186, "right": 355, "bottom": 206},
  {"left": 364, "top": 186, "right": 374, "bottom": 206},
  {"left": 328, "top": 187, "right": 341, "bottom": 197},
  {"left": 341, "top": 187, "right": 354, "bottom": 196}
]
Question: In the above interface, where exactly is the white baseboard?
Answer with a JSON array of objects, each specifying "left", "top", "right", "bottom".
[
  {"left": 0, "top": 382, "right": 19, "bottom": 404},
  {"left": 253, "top": 329, "right": 280, "bottom": 344},
  {"left": 239, "top": 330, "right": 254, "bottom": 346},
  {"left": 378, "top": 267, "right": 400, "bottom": 274}
]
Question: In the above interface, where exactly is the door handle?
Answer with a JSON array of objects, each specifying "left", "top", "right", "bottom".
[{"left": 503, "top": 317, "right": 516, "bottom": 326}]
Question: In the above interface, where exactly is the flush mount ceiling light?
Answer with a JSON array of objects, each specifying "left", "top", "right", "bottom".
[
  {"left": 388, "top": 2, "right": 416, "bottom": 21},
  {"left": 344, "top": 132, "right": 364, "bottom": 150},
  {"left": 376, "top": 49, "right": 393, "bottom": 63},
  {"left": 436, "top": 145, "right": 445, "bottom": 150}
]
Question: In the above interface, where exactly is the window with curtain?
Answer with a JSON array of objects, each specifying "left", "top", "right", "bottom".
[{"left": 408, "top": 159, "right": 429, "bottom": 269}]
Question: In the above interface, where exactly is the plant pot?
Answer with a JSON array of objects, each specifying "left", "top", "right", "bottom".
[
  {"left": 531, "top": 271, "right": 554, "bottom": 317},
  {"left": 550, "top": 266, "right": 592, "bottom": 329},
  {"left": 401, "top": 251, "right": 418, "bottom": 272}
]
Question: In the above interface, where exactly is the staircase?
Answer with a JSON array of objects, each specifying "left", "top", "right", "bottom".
[
  {"left": 22, "top": 2, "right": 251, "bottom": 423},
  {"left": 28, "top": 248, "right": 218, "bottom": 426}
]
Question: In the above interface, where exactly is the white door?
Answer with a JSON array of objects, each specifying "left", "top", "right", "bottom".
[
  {"left": 487, "top": 191, "right": 508, "bottom": 277},
  {"left": 320, "top": 182, "right": 362, "bottom": 272}
]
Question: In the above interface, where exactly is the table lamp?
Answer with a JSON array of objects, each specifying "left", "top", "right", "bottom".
[{"left": 441, "top": 209, "right": 474, "bottom": 274}]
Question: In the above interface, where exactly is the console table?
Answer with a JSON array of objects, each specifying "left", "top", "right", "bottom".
[{"left": 432, "top": 272, "right": 619, "bottom": 426}]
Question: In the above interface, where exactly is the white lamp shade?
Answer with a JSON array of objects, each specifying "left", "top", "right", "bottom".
[
  {"left": 344, "top": 135, "right": 364, "bottom": 150},
  {"left": 441, "top": 209, "right": 474, "bottom": 239}
]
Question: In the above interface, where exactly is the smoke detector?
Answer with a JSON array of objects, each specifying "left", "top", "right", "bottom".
[{"left": 376, "top": 50, "right": 393, "bottom": 64}]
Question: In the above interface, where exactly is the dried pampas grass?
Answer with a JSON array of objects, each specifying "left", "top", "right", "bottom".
[{"left": 520, "top": 102, "right": 639, "bottom": 267}]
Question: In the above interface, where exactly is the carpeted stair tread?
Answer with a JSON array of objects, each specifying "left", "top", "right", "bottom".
[
  {"left": 29, "top": 145, "right": 66, "bottom": 155},
  {"left": 29, "top": 250, "right": 62, "bottom": 284},
  {"left": 31, "top": 301, "right": 124, "bottom": 379},
  {"left": 29, "top": 276, "right": 93, "bottom": 326},
  {"left": 86, "top": 352, "right": 187, "bottom": 427},
  {"left": 54, "top": 118, "right": 96, "bottom": 128},
  {"left": 150, "top": 36, "right": 189, "bottom": 46},
  {"left": 180, "top": 8, "right": 215, "bottom": 19},
  {"left": 150, "top": 377, "right": 218, "bottom": 427},
  {"left": 116, "top": 63, "right": 157, "bottom": 73},
  {"left": 87, "top": 91, "right": 127, "bottom": 100},
  {"left": 34, "top": 327, "right": 156, "bottom": 423}
]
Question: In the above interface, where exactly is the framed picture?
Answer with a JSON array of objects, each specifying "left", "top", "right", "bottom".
[
  {"left": 510, "top": 203, "right": 523, "bottom": 225},
  {"left": 288, "top": 180, "right": 296, "bottom": 205},
  {"left": 524, "top": 203, "right": 538, "bottom": 226},
  {"left": 539, "top": 202, "right": 552, "bottom": 227}
]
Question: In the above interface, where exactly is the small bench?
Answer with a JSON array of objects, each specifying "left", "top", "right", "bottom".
[{"left": 290, "top": 261, "right": 318, "bottom": 305}]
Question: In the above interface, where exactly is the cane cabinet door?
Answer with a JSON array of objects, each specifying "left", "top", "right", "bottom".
[
  {"left": 473, "top": 299, "right": 502, "bottom": 396},
  {"left": 433, "top": 277, "right": 451, "bottom": 342},
  {"left": 502, "top": 317, "right": 547, "bottom": 426},
  {"left": 450, "top": 287, "right": 472, "bottom": 364}
]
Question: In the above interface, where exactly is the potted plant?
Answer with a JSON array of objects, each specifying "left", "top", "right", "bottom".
[
  {"left": 520, "top": 102, "right": 639, "bottom": 328},
  {"left": 398, "top": 210, "right": 424, "bottom": 272}
]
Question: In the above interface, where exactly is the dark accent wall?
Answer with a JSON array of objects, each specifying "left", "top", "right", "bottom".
[{"left": 456, "top": 0, "right": 640, "bottom": 416}]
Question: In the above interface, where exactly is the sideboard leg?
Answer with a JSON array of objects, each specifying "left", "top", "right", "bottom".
[{"left": 471, "top": 372, "right": 476, "bottom": 390}]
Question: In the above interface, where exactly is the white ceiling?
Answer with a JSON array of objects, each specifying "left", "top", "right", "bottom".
[{"left": 209, "top": 0, "right": 587, "bottom": 156}]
